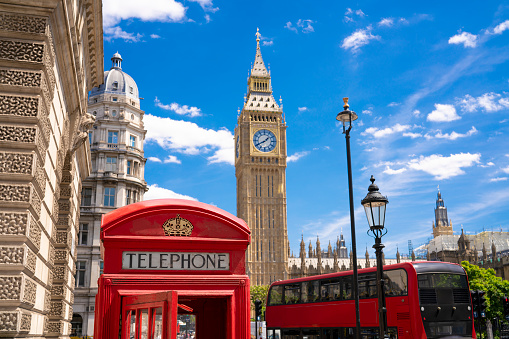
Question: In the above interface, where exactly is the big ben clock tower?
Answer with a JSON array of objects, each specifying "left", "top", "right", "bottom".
[{"left": 235, "top": 29, "right": 289, "bottom": 286}]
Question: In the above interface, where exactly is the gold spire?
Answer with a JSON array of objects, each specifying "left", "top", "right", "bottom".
[{"left": 251, "top": 28, "right": 269, "bottom": 77}]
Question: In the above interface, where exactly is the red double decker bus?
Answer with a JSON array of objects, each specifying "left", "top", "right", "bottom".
[{"left": 265, "top": 262, "right": 475, "bottom": 338}]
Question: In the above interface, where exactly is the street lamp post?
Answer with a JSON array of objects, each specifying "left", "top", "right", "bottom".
[
  {"left": 336, "top": 98, "right": 361, "bottom": 339},
  {"left": 361, "top": 175, "right": 389, "bottom": 338}
]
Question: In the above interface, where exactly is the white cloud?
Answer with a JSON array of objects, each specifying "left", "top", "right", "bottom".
[
  {"left": 187, "top": 0, "right": 218, "bottom": 12},
  {"left": 144, "top": 114, "right": 234, "bottom": 165},
  {"left": 362, "top": 123, "right": 411, "bottom": 138},
  {"left": 144, "top": 184, "right": 197, "bottom": 201},
  {"left": 448, "top": 31, "right": 478, "bottom": 48},
  {"left": 413, "top": 109, "right": 421, "bottom": 117},
  {"left": 104, "top": 26, "right": 143, "bottom": 42},
  {"left": 103, "top": 0, "right": 187, "bottom": 28},
  {"left": 150, "top": 34, "right": 161, "bottom": 39},
  {"left": 204, "top": 14, "right": 211, "bottom": 23},
  {"left": 262, "top": 40, "right": 273, "bottom": 46},
  {"left": 490, "top": 177, "right": 508, "bottom": 182},
  {"left": 344, "top": 8, "right": 365, "bottom": 22},
  {"left": 503, "top": 166, "right": 509, "bottom": 174},
  {"left": 387, "top": 102, "right": 400, "bottom": 107},
  {"left": 434, "top": 126, "right": 478, "bottom": 140},
  {"left": 427, "top": 104, "right": 460, "bottom": 122},
  {"left": 384, "top": 166, "right": 407, "bottom": 175},
  {"left": 148, "top": 157, "right": 162, "bottom": 163},
  {"left": 378, "top": 18, "right": 394, "bottom": 27},
  {"left": 163, "top": 155, "right": 181, "bottom": 164},
  {"left": 285, "top": 20, "right": 315, "bottom": 33},
  {"left": 403, "top": 132, "right": 422, "bottom": 139},
  {"left": 408, "top": 153, "right": 481, "bottom": 180},
  {"left": 298, "top": 107, "right": 308, "bottom": 112},
  {"left": 341, "top": 26, "right": 380, "bottom": 53},
  {"left": 362, "top": 109, "right": 372, "bottom": 115},
  {"left": 493, "top": 20, "right": 509, "bottom": 34},
  {"left": 457, "top": 92, "right": 509, "bottom": 113},
  {"left": 285, "top": 22, "right": 298, "bottom": 33},
  {"left": 287, "top": 151, "right": 310, "bottom": 163},
  {"left": 154, "top": 97, "right": 202, "bottom": 117}
]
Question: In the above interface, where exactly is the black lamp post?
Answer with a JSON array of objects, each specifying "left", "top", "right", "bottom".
[
  {"left": 336, "top": 98, "right": 361, "bottom": 339},
  {"left": 361, "top": 176, "right": 389, "bottom": 338}
]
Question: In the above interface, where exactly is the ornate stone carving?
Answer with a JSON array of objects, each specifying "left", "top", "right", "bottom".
[
  {"left": 57, "top": 201, "right": 69, "bottom": 214},
  {"left": 0, "top": 70, "right": 41, "bottom": 87},
  {"left": 0, "top": 276, "right": 21, "bottom": 300},
  {"left": 44, "top": 290, "right": 51, "bottom": 312},
  {"left": 0, "top": 13, "right": 47, "bottom": 34},
  {"left": 0, "top": 126, "right": 36, "bottom": 143},
  {"left": 49, "top": 301, "right": 65, "bottom": 317},
  {"left": 55, "top": 250, "right": 67, "bottom": 262},
  {"left": 29, "top": 192, "right": 41, "bottom": 220},
  {"left": 0, "top": 95, "right": 38, "bottom": 117},
  {"left": 0, "top": 247, "right": 23, "bottom": 264},
  {"left": 46, "top": 320, "right": 63, "bottom": 334},
  {"left": 0, "top": 312, "right": 17, "bottom": 331},
  {"left": 0, "top": 40, "right": 44, "bottom": 63},
  {"left": 36, "top": 133, "right": 47, "bottom": 161},
  {"left": 57, "top": 215, "right": 71, "bottom": 228},
  {"left": 0, "top": 152, "right": 33, "bottom": 175},
  {"left": 69, "top": 291, "right": 74, "bottom": 305},
  {"left": 26, "top": 247, "right": 36, "bottom": 273},
  {"left": 72, "top": 113, "right": 95, "bottom": 152},
  {"left": 60, "top": 186, "right": 71, "bottom": 198},
  {"left": 20, "top": 313, "right": 31, "bottom": 331},
  {"left": 0, "top": 212, "right": 27, "bottom": 236},
  {"left": 50, "top": 285, "right": 64, "bottom": 297},
  {"left": 53, "top": 266, "right": 67, "bottom": 282},
  {"left": 28, "top": 216, "right": 41, "bottom": 250},
  {"left": 48, "top": 244, "right": 55, "bottom": 267},
  {"left": 34, "top": 162, "right": 46, "bottom": 196},
  {"left": 38, "top": 113, "right": 51, "bottom": 144},
  {"left": 23, "top": 279, "right": 36, "bottom": 305},
  {"left": 0, "top": 184, "right": 30, "bottom": 202},
  {"left": 53, "top": 195, "right": 59, "bottom": 217}
]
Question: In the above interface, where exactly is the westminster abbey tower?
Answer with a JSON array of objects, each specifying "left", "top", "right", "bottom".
[{"left": 235, "top": 29, "right": 289, "bottom": 285}]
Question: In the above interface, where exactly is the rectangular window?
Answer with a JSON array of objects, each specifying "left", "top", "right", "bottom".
[
  {"left": 301, "top": 280, "right": 320, "bottom": 303},
  {"left": 133, "top": 191, "right": 138, "bottom": 203},
  {"left": 127, "top": 160, "right": 131, "bottom": 175},
  {"left": 81, "top": 188, "right": 92, "bottom": 206},
  {"left": 106, "top": 157, "right": 117, "bottom": 172},
  {"left": 107, "top": 131, "right": 118, "bottom": 144},
  {"left": 268, "top": 285, "right": 283, "bottom": 306},
  {"left": 133, "top": 162, "right": 139, "bottom": 177},
  {"left": 126, "top": 189, "right": 131, "bottom": 205},
  {"left": 284, "top": 283, "right": 301, "bottom": 304},
  {"left": 76, "top": 261, "right": 86, "bottom": 287},
  {"left": 272, "top": 210, "right": 275, "bottom": 229},
  {"left": 321, "top": 278, "right": 341, "bottom": 301},
  {"left": 112, "top": 97, "right": 117, "bottom": 102},
  {"left": 104, "top": 187, "right": 116, "bottom": 207},
  {"left": 130, "top": 135, "right": 136, "bottom": 148},
  {"left": 385, "top": 269, "right": 408, "bottom": 296},
  {"left": 342, "top": 276, "right": 353, "bottom": 300},
  {"left": 255, "top": 176, "right": 258, "bottom": 197},
  {"left": 268, "top": 210, "right": 271, "bottom": 228},
  {"left": 78, "top": 223, "right": 88, "bottom": 245}
]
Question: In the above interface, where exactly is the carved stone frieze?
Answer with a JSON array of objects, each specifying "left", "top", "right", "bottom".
[
  {"left": 20, "top": 313, "right": 31, "bottom": 331},
  {"left": 25, "top": 247, "right": 36, "bottom": 274},
  {"left": 0, "top": 13, "right": 47, "bottom": 34},
  {"left": 30, "top": 189, "right": 41, "bottom": 217},
  {"left": 0, "top": 40, "right": 44, "bottom": 63},
  {"left": 57, "top": 201, "right": 69, "bottom": 214},
  {"left": 49, "top": 300, "right": 65, "bottom": 317},
  {"left": 36, "top": 133, "right": 47, "bottom": 161},
  {"left": 0, "top": 184, "right": 30, "bottom": 202},
  {"left": 22, "top": 279, "right": 36, "bottom": 305},
  {"left": 0, "top": 247, "right": 23, "bottom": 264},
  {"left": 59, "top": 186, "right": 71, "bottom": 198},
  {"left": 0, "top": 152, "right": 33, "bottom": 175},
  {"left": 55, "top": 249, "right": 67, "bottom": 262},
  {"left": 69, "top": 291, "right": 74, "bottom": 305},
  {"left": 0, "top": 126, "right": 36, "bottom": 143},
  {"left": 0, "top": 70, "right": 41, "bottom": 87},
  {"left": 0, "top": 212, "right": 27, "bottom": 236},
  {"left": 34, "top": 161, "right": 46, "bottom": 196},
  {"left": 0, "top": 276, "right": 21, "bottom": 300},
  {"left": 53, "top": 265, "right": 67, "bottom": 282},
  {"left": 46, "top": 320, "right": 63, "bottom": 334},
  {"left": 50, "top": 285, "right": 64, "bottom": 297},
  {"left": 38, "top": 113, "right": 51, "bottom": 144},
  {"left": 0, "top": 95, "right": 39, "bottom": 117},
  {"left": 57, "top": 215, "right": 71, "bottom": 228},
  {"left": 48, "top": 244, "right": 55, "bottom": 267},
  {"left": 44, "top": 290, "right": 51, "bottom": 312},
  {"left": 0, "top": 312, "right": 17, "bottom": 331},
  {"left": 53, "top": 195, "right": 59, "bottom": 217},
  {"left": 28, "top": 216, "right": 41, "bottom": 250},
  {"left": 72, "top": 113, "right": 95, "bottom": 152}
]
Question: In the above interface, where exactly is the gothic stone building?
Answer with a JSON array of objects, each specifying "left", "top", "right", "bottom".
[{"left": 0, "top": 0, "right": 103, "bottom": 337}]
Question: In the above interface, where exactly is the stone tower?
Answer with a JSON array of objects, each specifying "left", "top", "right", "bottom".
[
  {"left": 235, "top": 29, "right": 288, "bottom": 286},
  {"left": 432, "top": 187, "right": 453, "bottom": 238},
  {"left": 73, "top": 53, "right": 148, "bottom": 336}
]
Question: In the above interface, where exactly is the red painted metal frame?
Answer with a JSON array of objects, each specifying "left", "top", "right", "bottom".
[
  {"left": 265, "top": 262, "right": 476, "bottom": 339},
  {"left": 94, "top": 199, "right": 251, "bottom": 339}
]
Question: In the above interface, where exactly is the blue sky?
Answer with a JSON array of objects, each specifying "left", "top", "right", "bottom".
[{"left": 101, "top": 0, "right": 509, "bottom": 258}]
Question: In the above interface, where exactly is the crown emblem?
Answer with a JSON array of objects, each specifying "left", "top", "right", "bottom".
[{"left": 162, "top": 214, "right": 193, "bottom": 236}]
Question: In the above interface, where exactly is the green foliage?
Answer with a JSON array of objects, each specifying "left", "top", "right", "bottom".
[
  {"left": 250, "top": 285, "right": 269, "bottom": 320},
  {"left": 461, "top": 261, "right": 509, "bottom": 321}
]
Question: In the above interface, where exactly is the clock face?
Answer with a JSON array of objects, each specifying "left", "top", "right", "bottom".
[
  {"left": 253, "top": 129, "right": 277, "bottom": 152},
  {"left": 236, "top": 136, "right": 240, "bottom": 158}
]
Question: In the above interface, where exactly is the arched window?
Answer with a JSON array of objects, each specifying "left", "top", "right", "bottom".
[
  {"left": 71, "top": 314, "right": 83, "bottom": 337},
  {"left": 112, "top": 81, "right": 118, "bottom": 90}
]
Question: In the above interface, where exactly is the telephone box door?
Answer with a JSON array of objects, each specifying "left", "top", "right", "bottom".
[{"left": 121, "top": 291, "right": 178, "bottom": 339}]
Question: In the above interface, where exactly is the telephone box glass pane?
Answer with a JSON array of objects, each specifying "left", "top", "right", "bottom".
[
  {"left": 152, "top": 308, "right": 163, "bottom": 339},
  {"left": 129, "top": 310, "right": 136, "bottom": 339},
  {"left": 140, "top": 309, "right": 148, "bottom": 339}
]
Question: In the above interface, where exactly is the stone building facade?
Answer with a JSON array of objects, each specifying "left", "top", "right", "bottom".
[
  {"left": 72, "top": 53, "right": 148, "bottom": 336},
  {"left": 0, "top": 0, "right": 103, "bottom": 337},
  {"left": 235, "top": 29, "right": 289, "bottom": 286}
]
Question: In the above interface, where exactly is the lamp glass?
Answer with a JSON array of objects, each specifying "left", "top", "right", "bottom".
[{"left": 363, "top": 201, "right": 386, "bottom": 229}]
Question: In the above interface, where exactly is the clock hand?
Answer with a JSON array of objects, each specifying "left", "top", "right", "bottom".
[{"left": 255, "top": 136, "right": 270, "bottom": 147}]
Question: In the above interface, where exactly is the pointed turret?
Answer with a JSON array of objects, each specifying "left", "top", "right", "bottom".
[
  {"left": 328, "top": 241, "right": 332, "bottom": 258},
  {"left": 433, "top": 186, "right": 453, "bottom": 238},
  {"left": 411, "top": 250, "right": 416, "bottom": 262},
  {"left": 308, "top": 240, "right": 313, "bottom": 258},
  {"left": 365, "top": 247, "right": 370, "bottom": 268},
  {"left": 251, "top": 28, "right": 269, "bottom": 77},
  {"left": 396, "top": 247, "right": 401, "bottom": 263},
  {"left": 300, "top": 235, "right": 306, "bottom": 259},
  {"left": 316, "top": 236, "right": 323, "bottom": 274}
]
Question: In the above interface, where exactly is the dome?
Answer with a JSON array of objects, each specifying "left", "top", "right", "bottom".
[{"left": 89, "top": 53, "right": 139, "bottom": 100}]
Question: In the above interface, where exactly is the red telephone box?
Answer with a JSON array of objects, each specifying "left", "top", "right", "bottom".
[{"left": 93, "top": 199, "right": 251, "bottom": 339}]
